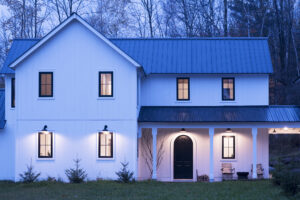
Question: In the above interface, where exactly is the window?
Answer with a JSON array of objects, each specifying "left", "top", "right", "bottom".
[
  {"left": 38, "top": 131, "right": 53, "bottom": 158},
  {"left": 177, "top": 78, "right": 190, "bottom": 100},
  {"left": 222, "top": 78, "right": 235, "bottom": 101},
  {"left": 99, "top": 72, "right": 113, "bottom": 97},
  {"left": 98, "top": 132, "right": 113, "bottom": 158},
  {"left": 222, "top": 136, "right": 235, "bottom": 159},
  {"left": 11, "top": 78, "right": 15, "bottom": 108},
  {"left": 39, "top": 72, "right": 53, "bottom": 97}
]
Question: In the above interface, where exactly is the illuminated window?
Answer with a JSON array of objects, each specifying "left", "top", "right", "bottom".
[
  {"left": 98, "top": 132, "right": 113, "bottom": 158},
  {"left": 99, "top": 72, "right": 113, "bottom": 97},
  {"left": 222, "top": 78, "right": 235, "bottom": 100},
  {"left": 38, "top": 131, "right": 53, "bottom": 158},
  {"left": 177, "top": 78, "right": 189, "bottom": 100},
  {"left": 222, "top": 136, "right": 235, "bottom": 159},
  {"left": 39, "top": 72, "right": 53, "bottom": 97},
  {"left": 11, "top": 78, "right": 15, "bottom": 108}
]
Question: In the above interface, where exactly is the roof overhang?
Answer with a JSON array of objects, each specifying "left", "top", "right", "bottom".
[{"left": 8, "top": 13, "right": 141, "bottom": 69}]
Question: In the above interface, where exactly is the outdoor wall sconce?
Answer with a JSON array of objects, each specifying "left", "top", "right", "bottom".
[
  {"left": 273, "top": 129, "right": 276, "bottom": 133},
  {"left": 41, "top": 125, "right": 49, "bottom": 134},
  {"left": 102, "top": 125, "right": 110, "bottom": 135},
  {"left": 180, "top": 128, "right": 187, "bottom": 133},
  {"left": 226, "top": 128, "right": 232, "bottom": 133}
]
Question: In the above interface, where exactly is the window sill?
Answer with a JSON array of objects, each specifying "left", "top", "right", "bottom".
[
  {"left": 97, "top": 157, "right": 115, "bottom": 161},
  {"left": 175, "top": 100, "right": 192, "bottom": 103},
  {"left": 97, "top": 97, "right": 115, "bottom": 100},
  {"left": 36, "top": 158, "right": 55, "bottom": 161},
  {"left": 220, "top": 159, "right": 237, "bottom": 162},
  {"left": 37, "top": 97, "right": 55, "bottom": 100},
  {"left": 220, "top": 101, "right": 236, "bottom": 104}
]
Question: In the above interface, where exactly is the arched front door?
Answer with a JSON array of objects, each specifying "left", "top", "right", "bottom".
[{"left": 174, "top": 135, "right": 193, "bottom": 179}]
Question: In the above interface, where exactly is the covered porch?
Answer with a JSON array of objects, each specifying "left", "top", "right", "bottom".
[{"left": 137, "top": 106, "right": 300, "bottom": 182}]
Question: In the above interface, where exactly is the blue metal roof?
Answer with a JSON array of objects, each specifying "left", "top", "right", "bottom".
[
  {"left": 0, "top": 39, "right": 39, "bottom": 74},
  {"left": 1, "top": 38, "right": 273, "bottom": 75},
  {"left": 138, "top": 106, "right": 300, "bottom": 122},
  {"left": 110, "top": 38, "right": 274, "bottom": 74},
  {"left": 0, "top": 89, "right": 5, "bottom": 128}
]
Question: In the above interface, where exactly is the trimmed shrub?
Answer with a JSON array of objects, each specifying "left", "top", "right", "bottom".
[
  {"left": 280, "top": 172, "right": 300, "bottom": 196},
  {"left": 65, "top": 158, "right": 87, "bottom": 183},
  {"left": 116, "top": 162, "right": 134, "bottom": 183},
  {"left": 19, "top": 162, "right": 41, "bottom": 183}
]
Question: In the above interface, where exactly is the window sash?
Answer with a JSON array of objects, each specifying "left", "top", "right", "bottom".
[
  {"left": 99, "top": 72, "right": 113, "bottom": 97},
  {"left": 222, "top": 78, "right": 235, "bottom": 100},
  {"left": 98, "top": 132, "right": 113, "bottom": 158},
  {"left": 177, "top": 78, "right": 190, "bottom": 100},
  {"left": 38, "top": 132, "right": 53, "bottom": 158},
  {"left": 39, "top": 72, "right": 53, "bottom": 97},
  {"left": 11, "top": 78, "right": 15, "bottom": 108},
  {"left": 222, "top": 136, "right": 235, "bottom": 159}
]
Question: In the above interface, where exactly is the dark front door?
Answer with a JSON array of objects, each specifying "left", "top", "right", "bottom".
[{"left": 174, "top": 135, "right": 193, "bottom": 179}]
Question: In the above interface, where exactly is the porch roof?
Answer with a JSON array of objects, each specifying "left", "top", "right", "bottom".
[{"left": 138, "top": 106, "right": 300, "bottom": 123}]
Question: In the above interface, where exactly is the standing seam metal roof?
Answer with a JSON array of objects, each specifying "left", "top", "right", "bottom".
[
  {"left": 1, "top": 38, "right": 273, "bottom": 75},
  {"left": 138, "top": 106, "right": 300, "bottom": 122}
]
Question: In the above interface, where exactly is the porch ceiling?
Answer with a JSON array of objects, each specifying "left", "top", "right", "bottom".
[{"left": 138, "top": 106, "right": 300, "bottom": 123}]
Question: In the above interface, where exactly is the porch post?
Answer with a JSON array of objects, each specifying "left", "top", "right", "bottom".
[
  {"left": 152, "top": 127, "right": 157, "bottom": 179},
  {"left": 209, "top": 128, "right": 214, "bottom": 182},
  {"left": 252, "top": 128, "right": 257, "bottom": 179}
]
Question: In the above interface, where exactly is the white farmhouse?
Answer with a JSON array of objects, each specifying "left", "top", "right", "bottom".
[{"left": 0, "top": 13, "right": 300, "bottom": 182}]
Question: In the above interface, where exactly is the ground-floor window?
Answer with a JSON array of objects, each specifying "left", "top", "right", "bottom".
[
  {"left": 222, "top": 136, "right": 235, "bottom": 159},
  {"left": 38, "top": 131, "right": 53, "bottom": 158},
  {"left": 98, "top": 132, "right": 113, "bottom": 158}
]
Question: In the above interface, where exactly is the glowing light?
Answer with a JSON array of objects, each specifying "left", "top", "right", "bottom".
[
  {"left": 226, "top": 128, "right": 232, "bottom": 133},
  {"left": 180, "top": 128, "right": 187, "bottom": 133},
  {"left": 283, "top": 127, "right": 288, "bottom": 131}
]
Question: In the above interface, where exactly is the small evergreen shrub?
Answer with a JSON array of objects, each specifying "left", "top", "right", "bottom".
[
  {"left": 65, "top": 158, "right": 87, "bottom": 183},
  {"left": 116, "top": 162, "right": 134, "bottom": 183},
  {"left": 19, "top": 162, "right": 41, "bottom": 183}
]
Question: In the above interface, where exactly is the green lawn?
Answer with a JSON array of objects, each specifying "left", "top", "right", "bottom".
[{"left": 0, "top": 180, "right": 298, "bottom": 200}]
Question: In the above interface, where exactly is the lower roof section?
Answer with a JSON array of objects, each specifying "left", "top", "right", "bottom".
[{"left": 138, "top": 106, "right": 300, "bottom": 123}]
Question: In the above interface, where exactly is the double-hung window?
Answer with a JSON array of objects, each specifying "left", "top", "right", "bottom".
[
  {"left": 99, "top": 72, "right": 113, "bottom": 97},
  {"left": 98, "top": 132, "right": 113, "bottom": 158},
  {"left": 177, "top": 78, "right": 190, "bottom": 101},
  {"left": 222, "top": 136, "right": 235, "bottom": 159},
  {"left": 222, "top": 78, "right": 235, "bottom": 101},
  {"left": 38, "top": 131, "right": 53, "bottom": 158},
  {"left": 11, "top": 78, "right": 15, "bottom": 108},
  {"left": 39, "top": 72, "right": 53, "bottom": 97}
]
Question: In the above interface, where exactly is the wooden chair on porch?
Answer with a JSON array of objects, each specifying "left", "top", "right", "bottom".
[
  {"left": 221, "top": 163, "right": 235, "bottom": 180},
  {"left": 251, "top": 164, "right": 264, "bottom": 179}
]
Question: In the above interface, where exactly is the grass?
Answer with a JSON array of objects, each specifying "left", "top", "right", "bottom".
[{"left": 0, "top": 180, "right": 299, "bottom": 200}]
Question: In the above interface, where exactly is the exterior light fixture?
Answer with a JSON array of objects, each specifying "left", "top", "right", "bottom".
[
  {"left": 283, "top": 127, "right": 288, "bottom": 131},
  {"left": 180, "top": 128, "right": 187, "bottom": 133},
  {"left": 273, "top": 129, "right": 276, "bottom": 133},
  {"left": 102, "top": 125, "right": 110, "bottom": 135},
  {"left": 226, "top": 128, "right": 232, "bottom": 133},
  {"left": 41, "top": 125, "right": 49, "bottom": 134}
]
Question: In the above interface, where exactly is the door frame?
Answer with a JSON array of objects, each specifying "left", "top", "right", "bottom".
[{"left": 170, "top": 133, "right": 197, "bottom": 182}]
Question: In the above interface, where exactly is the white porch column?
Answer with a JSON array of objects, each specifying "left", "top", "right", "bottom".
[
  {"left": 209, "top": 128, "right": 214, "bottom": 182},
  {"left": 252, "top": 128, "right": 257, "bottom": 179},
  {"left": 152, "top": 128, "right": 157, "bottom": 180}
]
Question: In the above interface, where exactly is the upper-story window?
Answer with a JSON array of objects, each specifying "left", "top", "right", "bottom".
[
  {"left": 11, "top": 78, "right": 15, "bottom": 108},
  {"left": 177, "top": 78, "right": 190, "bottom": 101},
  {"left": 39, "top": 72, "right": 53, "bottom": 97},
  {"left": 99, "top": 72, "right": 113, "bottom": 97},
  {"left": 222, "top": 78, "right": 235, "bottom": 101},
  {"left": 38, "top": 131, "right": 53, "bottom": 158},
  {"left": 222, "top": 136, "right": 235, "bottom": 159}
]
